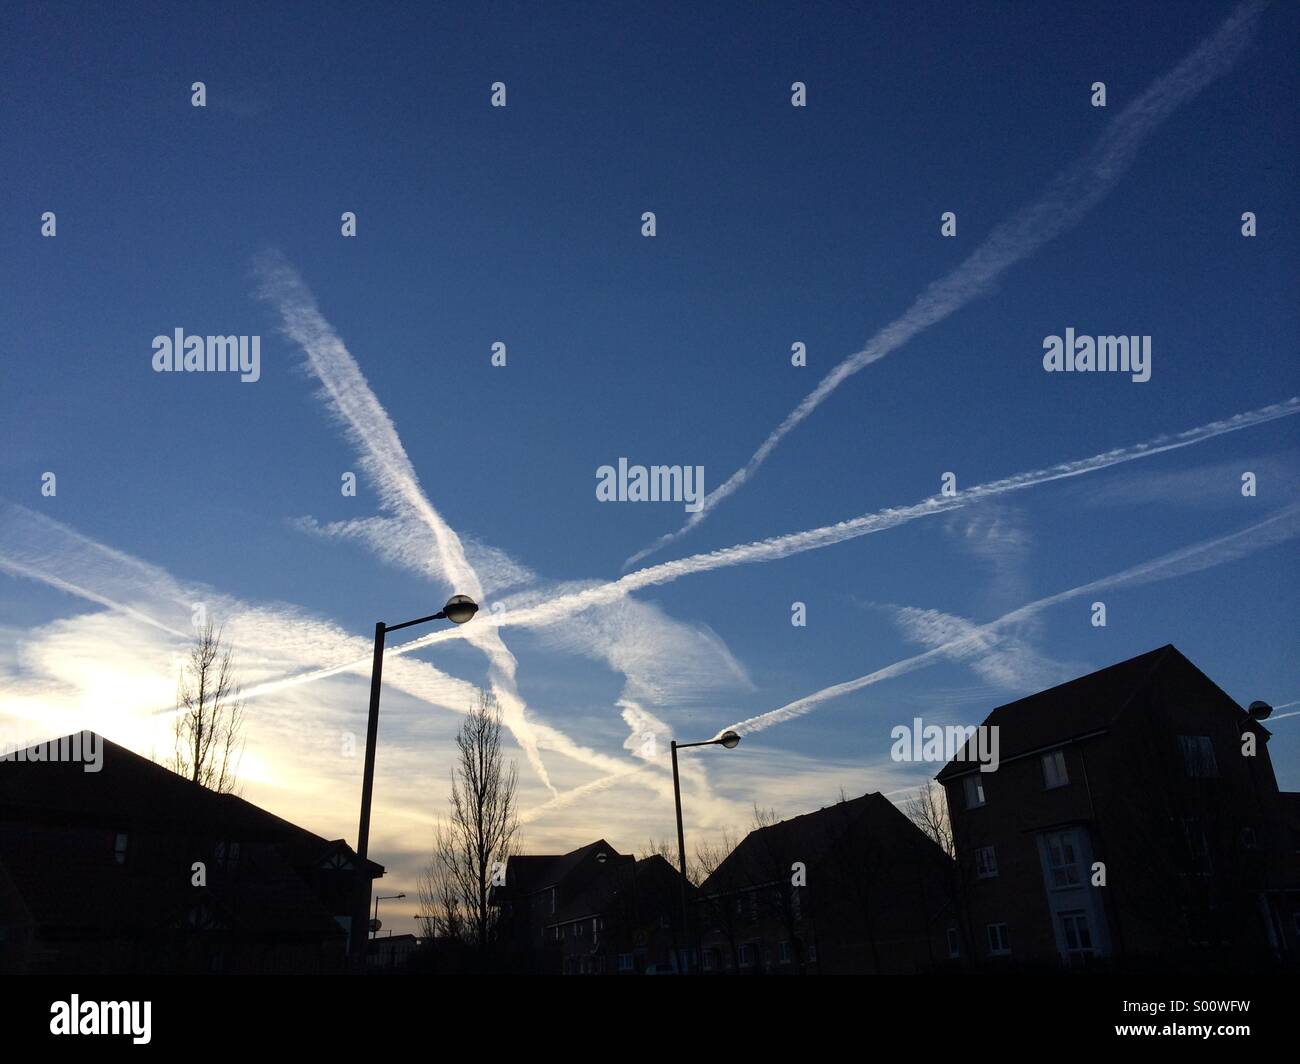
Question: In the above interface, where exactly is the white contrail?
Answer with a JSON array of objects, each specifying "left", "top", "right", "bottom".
[
  {"left": 722, "top": 502, "right": 1300, "bottom": 737},
  {"left": 625, "top": 0, "right": 1270, "bottom": 566},
  {"left": 242, "top": 396, "right": 1299, "bottom": 696},
  {"left": 530, "top": 499, "right": 1300, "bottom": 817},
  {"left": 255, "top": 252, "right": 559, "bottom": 796}
]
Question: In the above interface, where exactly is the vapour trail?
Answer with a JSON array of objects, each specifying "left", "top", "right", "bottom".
[
  {"left": 624, "top": 0, "right": 1270, "bottom": 567},
  {"left": 255, "top": 252, "right": 558, "bottom": 796},
  {"left": 722, "top": 502, "right": 1300, "bottom": 737},
  {"left": 532, "top": 505, "right": 1299, "bottom": 815},
  {"left": 240, "top": 396, "right": 1299, "bottom": 698}
]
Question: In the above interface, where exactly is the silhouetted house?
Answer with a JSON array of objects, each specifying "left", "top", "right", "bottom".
[
  {"left": 0, "top": 732, "right": 382, "bottom": 974},
  {"left": 367, "top": 932, "right": 420, "bottom": 973},
  {"left": 937, "top": 645, "right": 1300, "bottom": 972},
  {"left": 696, "top": 792, "right": 955, "bottom": 974},
  {"left": 493, "top": 840, "right": 693, "bottom": 973}
]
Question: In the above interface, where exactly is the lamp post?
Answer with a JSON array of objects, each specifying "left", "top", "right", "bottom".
[
  {"left": 670, "top": 729, "right": 740, "bottom": 974},
  {"left": 372, "top": 892, "right": 406, "bottom": 939},
  {"left": 349, "top": 595, "right": 478, "bottom": 971}
]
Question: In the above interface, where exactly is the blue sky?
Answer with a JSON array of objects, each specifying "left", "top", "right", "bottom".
[{"left": 1, "top": 1, "right": 1297, "bottom": 937}]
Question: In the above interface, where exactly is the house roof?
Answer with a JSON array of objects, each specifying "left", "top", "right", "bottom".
[
  {"left": 698, "top": 791, "right": 947, "bottom": 897},
  {"left": 0, "top": 730, "right": 382, "bottom": 931},
  {"left": 934, "top": 645, "right": 1247, "bottom": 782},
  {"left": 504, "top": 839, "right": 621, "bottom": 897}
]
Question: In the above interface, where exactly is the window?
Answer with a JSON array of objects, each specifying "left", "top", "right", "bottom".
[
  {"left": 986, "top": 923, "right": 1010, "bottom": 955},
  {"left": 1240, "top": 826, "right": 1258, "bottom": 850},
  {"left": 963, "top": 775, "right": 986, "bottom": 809},
  {"left": 791, "top": 886, "right": 802, "bottom": 919},
  {"left": 576, "top": 920, "right": 585, "bottom": 937},
  {"left": 114, "top": 832, "right": 129, "bottom": 866},
  {"left": 946, "top": 927, "right": 960, "bottom": 958},
  {"left": 737, "top": 943, "right": 754, "bottom": 968},
  {"left": 618, "top": 953, "right": 633, "bottom": 972},
  {"left": 779, "top": 941, "right": 792, "bottom": 964},
  {"left": 1060, "top": 910, "right": 1095, "bottom": 956},
  {"left": 549, "top": 888, "right": 556, "bottom": 914},
  {"left": 975, "top": 846, "right": 998, "bottom": 878},
  {"left": 702, "top": 949, "right": 717, "bottom": 972},
  {"left": 806, "top": 943, "right": 817, "bottom": 963},
  {"left": 553, "top": 926, "right": 561, "bottom": 941},
  {"left": 1042, "top": 830, "right": 1081, "bottom": 889},
  {"left": 1178, "top": 735, "right": 1218, "bottom": 778},
  {"left": 1041, "top": 749, "right": 1069, "bottom": 789},
  {"left": 591, "top": 917, "right": 598, "bottom": 936}
]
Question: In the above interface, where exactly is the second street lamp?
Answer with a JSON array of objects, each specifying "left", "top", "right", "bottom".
[
  {"left": 371, "top": 892, "right": 406, "bottom": 939},
  {"left": 349, "top": 595, "right": 478, "bottom": 971},
  {"left": 670, "top": 729, "right": 741, "bottom": 974}
]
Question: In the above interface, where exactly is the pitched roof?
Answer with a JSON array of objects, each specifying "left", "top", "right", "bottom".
[
  {"left": 503, "top": 839, "right": 622, "bottom": 897},
  {"left": 935, "top": 645, "right": 1241, "bottom": 781},
  {"left": 0, "top": 731, "right": 380, "bottom": 875},
  {"left": 698, "top": 791, "right": 946, "bottom": 897},
  {"left": 0, "top": 732, "right": 380, "bottom": 939}
]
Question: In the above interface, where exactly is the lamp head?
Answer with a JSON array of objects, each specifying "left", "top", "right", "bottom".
[
  {"left": 718, "top": 730, "right": 741, "bottom": 749},
  {"left": 443, "top": 595, "right": 479, "bottom": 625}
]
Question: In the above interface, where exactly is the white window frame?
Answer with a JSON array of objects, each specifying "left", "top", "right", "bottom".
[
  {"left": 986, "top": 922, "right": 1010, "bottom": 955},
  {"left": 1042, "top": 829, "right": 1082, "bottom": 889},
  {"left": 963, "top": 774, "right": 986, "bottom": 809},
  {"left": 975, "top": 845, "right": 998, "bottom": 879},
  {"left": 946, "top": 927, "right": 960, "bottom": 958},
  {"left": 1041, "top": 748, "right": 1069, "bottom": 789},
  {"left": 1059, "top": 909, "right": 1096, "bottom": 956}
]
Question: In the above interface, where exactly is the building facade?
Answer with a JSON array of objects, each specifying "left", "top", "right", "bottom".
[{"left": 937, "top": 646, "right": 1300, "bottom": 972}]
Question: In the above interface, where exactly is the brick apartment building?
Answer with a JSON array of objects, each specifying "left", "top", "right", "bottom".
[
  {"left": 0, "top": 732, "right": 382, "bottom": 974},
  {"left": 696, "top": 791, "right": 956, "bottom": 974},
  {"left": 493, "top": 840, "right": 693, "bottom": 973},
  {"left": 937, "top": 645, "right": 1300, "bottom": 972}
]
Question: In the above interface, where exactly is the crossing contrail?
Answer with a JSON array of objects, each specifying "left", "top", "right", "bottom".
[
  {"left": 242, "top": 396, "right": 1299, "bottom": 696},
  {"left": 625, "top": 0, "right": 1270, "bottom": 567},
  {"left": 256, "top": 251, "right": 560, "bottom": 794}
]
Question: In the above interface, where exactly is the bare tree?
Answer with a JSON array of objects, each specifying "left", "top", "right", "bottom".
[
  {"left": 905, "top": 781, "right": 955, "bottom": 858},
  {"left": 172, "top": 623, "right": 244, "bottom": 793},
  {"left": 416, "top": 828, "right": 467, "bottom": 942},
  {"left": 425, "top": 691, "right": 519, "bottom": 952}
]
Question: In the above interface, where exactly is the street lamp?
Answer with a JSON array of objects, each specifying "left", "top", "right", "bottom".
[
  {"left": 372, "top": 892, "right": 406, "bottom": 939},
  {"left": 670, "top": 730, "right": 741, "bottom": 974},
  {"left": 349, "top": 595, "right": 478, "bottom": 970}
]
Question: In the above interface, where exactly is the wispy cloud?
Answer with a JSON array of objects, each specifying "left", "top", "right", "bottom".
[
  {"left": 624, "top": 0, "right": 1269, "bottom": 565},
  {"left": 255, "top": 251, "right": 559, "bottom": 795},
  {"left": 389, "top": 397, "right": 1298, "bottom": 651},
  {"left": 721, "top": 502, "right": 1300, "bottom": 737}
]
